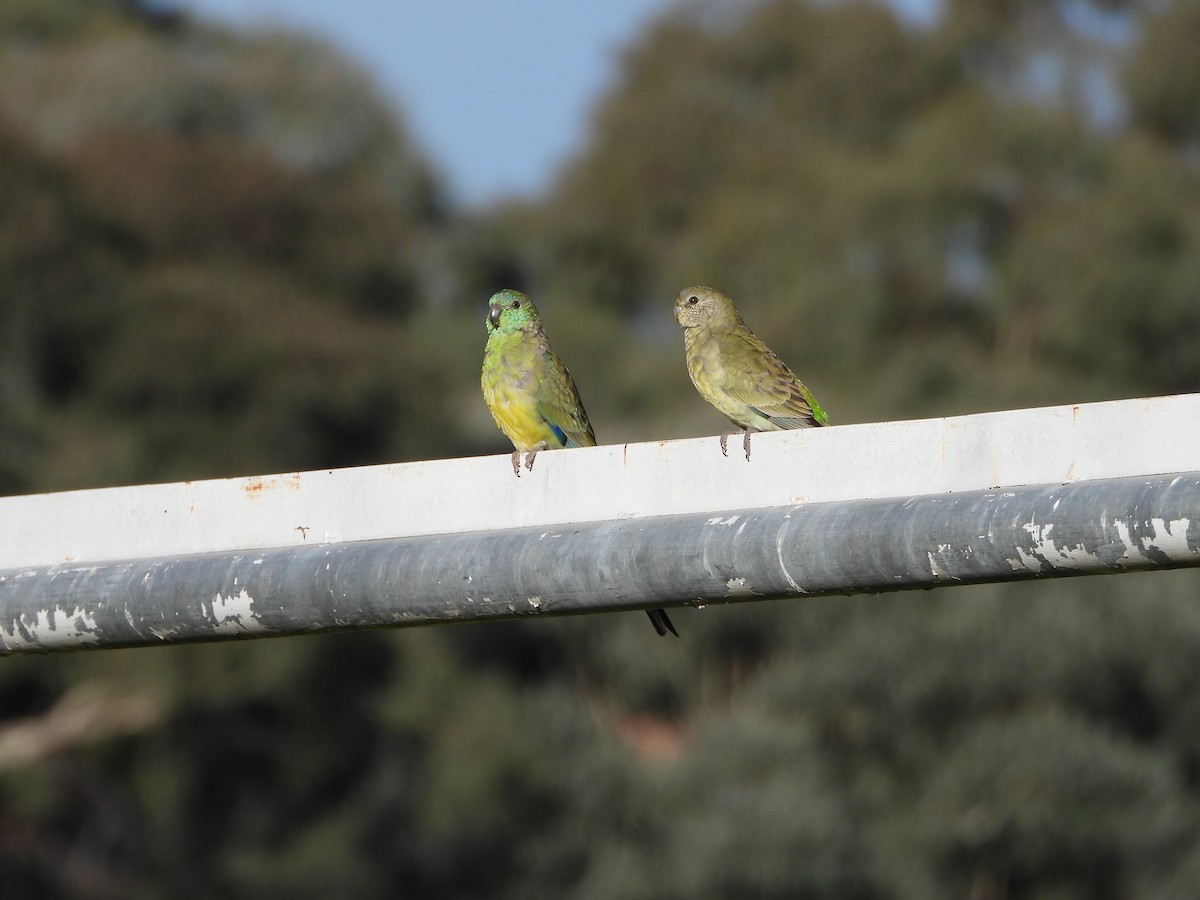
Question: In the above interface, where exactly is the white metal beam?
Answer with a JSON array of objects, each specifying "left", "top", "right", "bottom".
[
  {"left": 1, "top": 394, "right": 1198, "bottom": 570},
  {"left": 0, "top": 394, "right": 1198, "bottom": 654}
]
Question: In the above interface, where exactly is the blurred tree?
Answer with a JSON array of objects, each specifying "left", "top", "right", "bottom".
[
  {"left": 523, "top": 0, "right": 1200, "bottom": 431},
  {"left": 0, "top": 0, "right": 470, "bottom": 488},
  {"left": 1124, "top": 0, "right": 1200, "bottom": 144}
]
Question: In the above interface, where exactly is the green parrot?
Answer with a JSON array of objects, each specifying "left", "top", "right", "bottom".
[
  {"left": 674, "top": 286, "right": 830, "bottom": 459},
  {"left": 481, "top": 289, "right": 595, "bottom": 476},
  {"left": 482, "top": 288, "right": 679, "bottom": 639}
]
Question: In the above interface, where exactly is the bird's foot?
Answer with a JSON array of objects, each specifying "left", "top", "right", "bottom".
[
  {"left": 523, "top": 442, "right": 550, "bottom": 472},
  {"left": 743, "top": 427, "right": 761, "bottom": 461},
  {"left": 510, "top": 450, "right": 523, "bottom": 476},
  {"left": 719, "top": 429, "right": 758, "bottom": 459}
]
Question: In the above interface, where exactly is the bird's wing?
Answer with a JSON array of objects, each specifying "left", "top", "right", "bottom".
[
  {"left": 721, "top": 332, "right": 829, "bottom": 428},
  {"left": 535, "top": 348, "right": 597, "bottom": 448}
]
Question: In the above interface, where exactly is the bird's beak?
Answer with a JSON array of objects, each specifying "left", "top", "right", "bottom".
[{"left": 488, "top": 305, "right": 501, "bottom": 329}]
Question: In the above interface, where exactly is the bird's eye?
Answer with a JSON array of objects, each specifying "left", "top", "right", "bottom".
[
  {"left": 510, "top": 300, "right": 521, "bottom": 309},
  {"left": 687, "top": 295, "right": 699, "bottom": 305}
]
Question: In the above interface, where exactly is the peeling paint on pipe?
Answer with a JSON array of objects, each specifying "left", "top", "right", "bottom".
[{"left": 1, "top": 473, "right": 1198, "bottom": 654}]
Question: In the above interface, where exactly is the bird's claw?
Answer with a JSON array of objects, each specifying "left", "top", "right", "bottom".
[
  {"left": 522, "top": 442, "right": 548, "bottom": 472},
  {"left": 741, "top": 427, "right": 762, "bottom": 460},
  {"left": 510, "top": 450, "right": 522, "bottom": 476},
  {"left": 720, "top": 429, "right": 757, "bottom": 458}
]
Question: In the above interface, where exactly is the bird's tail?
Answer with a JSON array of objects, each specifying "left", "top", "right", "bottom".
[{"left": 646, "top": 608, "right": 679, "bottom": 638}]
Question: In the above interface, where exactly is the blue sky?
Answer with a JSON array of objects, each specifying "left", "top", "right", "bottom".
[
  {"left": 178, "top": 1, "right": 946, "bottom": 206},
  {"left": 180, "top": 1, "right": 677, "bottom": 208}
]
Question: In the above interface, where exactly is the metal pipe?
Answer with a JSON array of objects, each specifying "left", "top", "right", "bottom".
[{"left": 3, "top": 472, "right": 1197, "bottom": 654}]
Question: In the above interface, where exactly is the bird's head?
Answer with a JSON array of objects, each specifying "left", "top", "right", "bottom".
[
  {"left": 674, "top": 286, "right": 743, "bottom": 329},
  {"left": 486, "top": 289, "right": 541, "bottom": 334}
]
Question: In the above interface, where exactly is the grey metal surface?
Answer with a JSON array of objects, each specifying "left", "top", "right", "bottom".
[{"left": 3, "top": 472, "right": 1198, "bottom": 654}]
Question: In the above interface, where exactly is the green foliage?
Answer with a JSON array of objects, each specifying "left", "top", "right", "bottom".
[
  {"left": 2, "top": 0, "right": 1200, "bottom": 897},
  {"left": 524, "top": 0, "right": 1200, "bottom": 430},
  {"left": 1124, "top": 0, "right": 1200, "bottom": 144}
]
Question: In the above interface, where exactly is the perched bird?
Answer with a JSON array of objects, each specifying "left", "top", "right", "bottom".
[
  {"left": 481, "top": 289, "right": 594, "bottom": 476},
  {"left": 674, "top": 286, "right": 830, "bottom": 459},
  {"left": 481, "top": 288, "right": 680, "bottom": 639}
]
